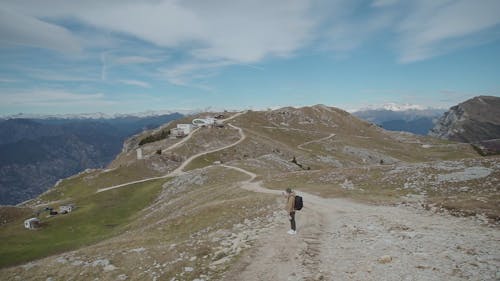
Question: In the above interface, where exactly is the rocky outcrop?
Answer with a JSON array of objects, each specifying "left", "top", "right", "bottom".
[{"left": 429, "top": 96, "right": 500, "bottom": 143}]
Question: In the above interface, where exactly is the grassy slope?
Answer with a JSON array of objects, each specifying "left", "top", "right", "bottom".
[
  {"left": 0, "top": 178, "right": 164, "bottom": 268},
  {"left": 1, "top": 167, "right": 279, "bottom": 281}
]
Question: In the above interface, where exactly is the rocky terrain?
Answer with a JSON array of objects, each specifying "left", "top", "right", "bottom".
[
  {"left": 0, "top": 105, "right": 498, "bottom": 280},
  {"left": 429, "top": 96, "right": 500, "bottom": 144}
]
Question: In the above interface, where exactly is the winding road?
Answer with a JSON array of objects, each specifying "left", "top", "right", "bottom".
[{"left": 97, "top": 113, "right": 247, "bottom": 193}]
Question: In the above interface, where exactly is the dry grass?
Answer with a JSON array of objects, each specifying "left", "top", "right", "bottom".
[
  {"left": 262, "top": 156, "right": 500, "bottom": 221},
  {"left": 0, "top": 206, "right": 33, "bottom": 226},
  {"left": 0, "top": 166, "right": 280, "bottom": 280}
]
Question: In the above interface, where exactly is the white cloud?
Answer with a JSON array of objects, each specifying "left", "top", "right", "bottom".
[
  {"left": 117, "top": 79, "right": 151, "bottom": 88},
  {"left": 325, "top": 11, "right": 395, "bottom": 52},
  {"left": 0, "top": 89, "right": 110, "bottom": 107},
  {"left": 1, "top": 0, "right": 499, "bottom": 91},
  {"left": 112, "top": 56, "right": 162, "bottom": 65},
  {"left": 0, "top": 7, "right": 81, "bottom": 54},
  {"left": 2, "top": 0, "right": 318, "bottom": 63},
  {"left": 396, "top": 0, "right": 500, "bottom": 62},
  {"left": 0, "top": 78, "right": 19, "bottom": 83},
  {"left": 159, "top": 60, "right": 232, "bottom": 86},
  {"left": 371, "top": 0, "right": 399, "bottom": 7}
]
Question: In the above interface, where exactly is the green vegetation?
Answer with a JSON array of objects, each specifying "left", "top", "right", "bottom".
[
  {"left": 0, "top": 179, "right": 164, "bottom": 268},
  {"left": 184, "top": 154, "right": 219, "bottom": 171},
  {"left": 41, "top": 163, "right": 163, "bottom": 203},
  {"left": 139, "top": 130, "right": 170, "bottom": 146}
]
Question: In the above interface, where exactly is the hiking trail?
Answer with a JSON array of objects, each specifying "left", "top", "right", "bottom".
[
  {"left": 221, "top": 164, "right": 500, "bottom": 281},
  {"left": 95, "top": 118, "right": 499, "bottom": 281}
]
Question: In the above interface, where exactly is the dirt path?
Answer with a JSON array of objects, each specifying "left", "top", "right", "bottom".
[
  {"left": 222, "top": 165, "right": 500, "bottom": 281},
  {"left": 298, "top": 133, "right": 335, "bottom": 152},
  {"left": 161, "top": 127, "right": 201, "bottom": 153},
  {"left": 94, "top": 120, "right": 499, "bottom": 280},
  {"left": 160, "top": 111, "right": 246, "bottom": 154},
  {"left": 97, "top": 123, "right": 246, "bottom": 193}
]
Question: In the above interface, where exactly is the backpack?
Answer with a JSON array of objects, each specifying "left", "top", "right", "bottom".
[{"left": 294, "top": 195, "right": 303, "bottom": 211}]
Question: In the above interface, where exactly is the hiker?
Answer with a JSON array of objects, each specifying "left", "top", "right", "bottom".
[{"left": 284, "top": 188, "right": 297, "bottom": 235}]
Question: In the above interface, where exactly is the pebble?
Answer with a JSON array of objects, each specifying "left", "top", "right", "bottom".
[
  {"left": 92, "top": 259, "right": 110, "bottom": 267},
  {"left": 377, "top": 255, "right": 393, "bottom": 264},
  {"left": 103, "top": 264, "right": 117, "bottom": 271}
]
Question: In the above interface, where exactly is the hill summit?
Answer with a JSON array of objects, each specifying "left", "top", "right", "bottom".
[
  {"left": 429, "top": 96, "right": 500, "bottom": 143},
  {"left": 429, "top": 95, "right": 500, "bottom": 155}
]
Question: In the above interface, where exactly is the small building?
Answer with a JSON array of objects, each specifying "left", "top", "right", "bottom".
[
  {"left": 24, "top": 218, "right": 40, "bottom": 230},
  {"left": 215, "top": 120, "right": 225, "bottom": 128},
  {"left": 136, "top": 148, "right": 143, "bottom": 160},
  {"left": 59, "top": 205, "right": 74, "bottom": 214},
  {"left": 177, "top": 124, "right": 194, "bottom": 134},
  {"left": 170, "top": 128, "right": 186, "bottom": 138}
]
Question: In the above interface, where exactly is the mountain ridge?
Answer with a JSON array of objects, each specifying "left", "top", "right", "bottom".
[
  {"left": 429, "top": 96, "right": 500, "bottom": 155},
  {"left": 0, "top": 104, "right": 498, "bottom": 280}
]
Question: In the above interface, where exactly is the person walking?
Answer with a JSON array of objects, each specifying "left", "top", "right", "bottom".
[{"left": 285, "top": 188, "right": 297, "bottom": 235}]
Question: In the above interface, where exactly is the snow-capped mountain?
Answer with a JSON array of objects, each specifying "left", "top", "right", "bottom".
[
  {"left": 355, "top": 103, "right": 438, "bottom": 112},
  {"left": 0, "top": 109, "right": 196, "bottom": 120}
]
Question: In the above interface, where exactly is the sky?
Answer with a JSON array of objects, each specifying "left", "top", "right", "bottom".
[{"left": 1, "top": 0, "right": 499, "bottom": 116}]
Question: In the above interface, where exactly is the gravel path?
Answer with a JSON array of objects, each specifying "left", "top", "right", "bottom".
[
  {"left": 97, "top": 117, "right": 247, "bottom": 193},
  {"left": 222, "top": 165, "right": 500, "bottom": 281}
]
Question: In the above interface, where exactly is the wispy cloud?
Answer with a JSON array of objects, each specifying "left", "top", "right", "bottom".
[
  {"left": 159, "top": 60, "right": 232, "bottom": 87},
  {"left": 0, "top": 0, "right": 499, "bottom": 115},
  {"left": 4, "top": 1, "right": 316, "bottom": 62},
  {"left": 100, "top": 52, "right": 108, "bottom": 81},
  {"left": 117, "top": 79, "right": 151, "bottom": 88},
  {"left": 0, "top": 7, "right": 81, "bottom": 54},
  {"left": 112, "top": 55, "right": 163, "bottom": 65},
  {"left": 396, "top": 0, "right": 500, "bottom": 62},
  {"left": 371, "top": 0, "right": 400, "bottom": 7},
  {"left": 0, "top": 78, "right": 20, "bottom": 83},
  {"left": 2, "top": 1, "right": 499, "bottom": 66},
  {"left": 0, "top": 89, "right": 110, "bottom": 107}
]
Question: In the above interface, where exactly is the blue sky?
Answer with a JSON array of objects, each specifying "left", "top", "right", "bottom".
[{"left": 1, "top": 0, "right": 499, "bottom": 115}]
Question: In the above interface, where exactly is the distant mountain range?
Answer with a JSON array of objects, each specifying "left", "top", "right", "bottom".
[
  {"left": 353, "top": 107, "right": 445, "bottom": 135},
  {"left": 1, "top": 110, "right": 193, "bottom": 120},
  {"left": 0, "top": 113, "right": 183, "bottom": 205},
  {"left": 429, "top": 95, "right": 500, "bottom": 155}
]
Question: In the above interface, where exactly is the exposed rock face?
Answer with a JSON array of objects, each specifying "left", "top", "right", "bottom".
[{"left": 429, "top": 96, "right": 500, "bottom": 143}]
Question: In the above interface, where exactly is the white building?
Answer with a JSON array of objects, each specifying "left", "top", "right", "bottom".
[
  {"left": 177, "top": 124, "right": 194, "bottom": 134},
  {"left": 24, "top": 218, "right": 40, "bottom": 229},
  {"left": 170, "top": 128, "right": 185, "bottom": 138},
  {"left": 136, "top": 148, "right": 143, "bottom": 160},
  {"left": 59, "top": 205, "right": 74, "bottom": 214},
  {"left": 215, "top": 120, "right": 224, "bottom": 127}
]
